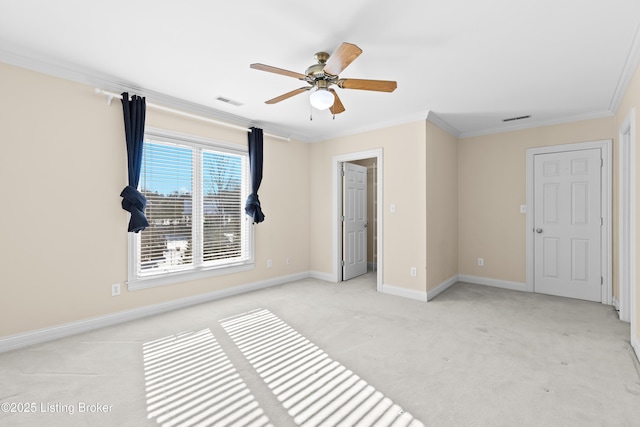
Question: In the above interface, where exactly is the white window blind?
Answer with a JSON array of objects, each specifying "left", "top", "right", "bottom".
[
  {"left": 201, "top": 150, "right": 244, "bottom": 265},
  {"left": 129, "top": 130, "right": 253, "bottom": 289}
]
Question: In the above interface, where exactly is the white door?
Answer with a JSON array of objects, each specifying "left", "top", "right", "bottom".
[
  {"left": 343, "top": 162, "right": 368, "bottom": 280},
  {"left": 533, "top": 148, "right": 602, "bottom": 301}
]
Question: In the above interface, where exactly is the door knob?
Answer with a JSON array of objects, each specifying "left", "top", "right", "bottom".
[{"left": 536, "top": 228, "right": 543, "bottom": 233}]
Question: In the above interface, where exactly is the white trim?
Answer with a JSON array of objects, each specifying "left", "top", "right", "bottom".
[
  {"left": 127, "top": 130, "right": 255, "bottom": 291},
  {"left": 0, "top": 272, "right": 310, "bottom": 353},
  {"left": 632, "top": 333, "right": 640, "bottom": 364},
  {"left": 458, "top": 275, "right": 527, "bottom": 292},
  {"left": 0, "top": 43, "right": 296, "bottom": 142},
  {"left": 610, "top": 22, "right": 640, "bottom": 113},
  {"left": 97, "top": 90, "right": 289, "bottom": 142},
  {"left": 427, "top": 275, "right": 459, "bottom": 301},
  {"left": 308, "top": 271, "right": 335, "bottom": 282},
  {"left": 128, "top": 262, "right": 256, "bottom": 291},
  {"left": 613, "top": 296, "right": 621, "bottom": 312},
  {"left": 426, "top": 111, "right": 461, "bottom": 137},
  {"left": 618, "top": 108, "right": 636, "bottom": 322},
  {"left": 145, "top": 127, "right": 248, "bottom": 154},
  {"left": 459, "top": 110, "right": 615, "bottom": 139},
  {"left": 525, "top": 140, "right": 612, "bottom": 303},
  {"left": 333, "top": 149, "right": 384, "bottom": 292},
  {"left": 0, "top": 42, "right": 424, "bottom": 144},
  {"left": 381, "top": 284, "right": 427, "bottom": 302}
]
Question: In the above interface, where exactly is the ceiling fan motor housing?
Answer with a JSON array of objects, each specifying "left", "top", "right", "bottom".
[{"left": 306, "top": 52, "right": 334, "bottom": 80}]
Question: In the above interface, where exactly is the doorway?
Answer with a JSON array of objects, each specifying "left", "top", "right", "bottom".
[
  {"left": 526, "top": 140, "right": 612, "bottom": 303},
  {"left": 333, "top": 149, "right": 383, "bottom": 291}
]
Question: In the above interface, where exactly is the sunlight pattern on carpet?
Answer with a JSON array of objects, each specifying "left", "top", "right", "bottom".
[
  {"left": 143, "top": 328, "right": 272, "bottom": 427},
  {"left": 220, "top": 309, "right": 424, "bottom": 427}
]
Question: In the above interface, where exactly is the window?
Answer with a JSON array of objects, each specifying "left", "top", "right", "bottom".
[{"left": 128, "top": 129, "right": 253, "bottom": 290}]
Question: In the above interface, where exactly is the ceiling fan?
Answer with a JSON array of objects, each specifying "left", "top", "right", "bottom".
[{"left": 250, "top": 42, "right": 397, "bottom": 115}]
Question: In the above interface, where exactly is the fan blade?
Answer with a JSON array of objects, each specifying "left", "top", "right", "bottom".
[
  {"left": 329, "top": 89, "right": 345, "bottom": 114},
  {"left": 338, "top": 78, "right": 397, "bottom": 92},
  {"left": 265, "top": 87, "right": 310, "bottom": 104},
  {"left": 250, "top": 63, "right": 307, "bottom": 80},
  {"left": 323, "top": 42, "right": 362, "bottom": 76}
]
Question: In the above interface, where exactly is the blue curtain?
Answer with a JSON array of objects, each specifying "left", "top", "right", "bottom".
[
  {"left": 245, "top": 127, "right": 265, "bottom": 223},
  {"left": 120, "top": 92, "right": 149, "bottom": 233}
]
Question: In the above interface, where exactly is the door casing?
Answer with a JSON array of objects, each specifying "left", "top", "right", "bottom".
[
  {"left": 333, "top": 149, "right": 383, "bottom": 291},
  {"left": 525, "top": 140, "right": 612, "bottom": 303},
  {"left": 618, "top": 108, "right": 636, "bottom": 323}
]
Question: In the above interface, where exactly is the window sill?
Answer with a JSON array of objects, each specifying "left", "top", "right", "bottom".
[{"left": 127, "top": 262, "right": 255, "bottom": 291}]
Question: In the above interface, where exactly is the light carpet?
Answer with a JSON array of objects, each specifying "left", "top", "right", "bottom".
[{"left": 1, "top": 273, "right": 639, "bottom": 426}]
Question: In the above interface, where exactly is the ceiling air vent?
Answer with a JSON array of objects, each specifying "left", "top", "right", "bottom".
[
  {"left": 215, "top": 96, "right": 243, "bottom": 107},
  {"left": 503, "top": 115, "right": 531, "bottom": 122}
]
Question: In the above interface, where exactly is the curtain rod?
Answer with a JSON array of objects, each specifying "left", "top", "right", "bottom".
[{"left": 94, "top": 88, "right": 290, "bottom": 141}]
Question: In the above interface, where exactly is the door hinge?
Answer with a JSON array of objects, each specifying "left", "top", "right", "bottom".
[
  {"left": 341, "top": 215, "right": 345, "bottom": 222},
  {"left": 341, "top": 169, "right": 345, "bottom": 177},
  {"left": 601, "top": 276, "right": 604, "bottom": 285},
  {"left": 601, "top": 158, "right": 604, "bottom": 167},
  {"left": 601, "top": 217, "right": 603, "bottom": 226},
  {"left": 341, "top": 260, "right": 345, "bottom": 267}
]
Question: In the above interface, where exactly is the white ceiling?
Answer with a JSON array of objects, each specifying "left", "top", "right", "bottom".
[{"left": 1, "top": 0, "right": 640, "bottom": 142}]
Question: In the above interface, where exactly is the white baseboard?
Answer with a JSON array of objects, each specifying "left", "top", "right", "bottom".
[
  {"left": 0, "top": 272, "right": 310, "bottom": 353},
  {"left": 633, "top": 332, "right": 640, "bottom": 364},
  {"left": 427, "top": 275, "right": 459, "bottom": 301},
  {"left": 382, "top": 283, "right": 427, "bottom": 302},
  {"left": 458, "top": 274, "right": 527, "bottom": 292},
  {"left": 308, "top": 271, "right": 335, "bottom": 282},
  {"left": 612, "top": 296, "right": 624, "bottom": 322}
]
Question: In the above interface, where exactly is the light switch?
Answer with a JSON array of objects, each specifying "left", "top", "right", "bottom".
[
  {"left": 390, "top": 203, "right": 396, "bottom": 213},
  {"left": 520, "top": 205, "right": 527, "bottom": 214}
]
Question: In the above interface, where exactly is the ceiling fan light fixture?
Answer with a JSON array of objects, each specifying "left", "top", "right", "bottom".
[{"left": 309, "top": 87, "right": 335, "bottom": 110}]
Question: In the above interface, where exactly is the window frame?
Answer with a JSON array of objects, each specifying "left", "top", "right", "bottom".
[{"left": 127, "top": 127, "right": 254, "bottom": 291}]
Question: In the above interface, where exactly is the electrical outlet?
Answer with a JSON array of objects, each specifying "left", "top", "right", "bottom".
[
  {"left": 390, "top": 203, "right": 396, "bottom": 213},
  {"left": 286, "top": 257, "right": 292, "bottom": 265},
  {"left": 267, "top": 259, "right": 273, "bottom": 268},
  {"left": 520, "top": 205, "right": 527, "bottom": 214},
  {"left": 478, "top": 258, "right": 484, "bottom": 267},
  {"left": 111, "top": 283, "right": 121, "bottom": 297},
  {"left": 410, "top": 267, "right": 417, "bottom": 277}
]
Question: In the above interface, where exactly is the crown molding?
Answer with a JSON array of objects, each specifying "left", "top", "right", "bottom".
[
  {"left": 458, "top": 110, "right": 615, "bottom": 139},
  {"left": 3, "top": 36, "right": 634, "bottom": 144},
  {"left": 426, "top": 111, "right": 461, "bottom": 137},
  {"left": 610, "top": 20, "right": 640, "bottom": 113},
  {"left": 0, "top": 42, "right": 295, "bottom": 141}
]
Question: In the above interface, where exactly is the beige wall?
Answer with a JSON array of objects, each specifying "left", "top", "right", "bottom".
[
  {"left": 309, "top": 121, "right": 427, "bottom": 292},
  {"left": 458, "top": 117, "right": 616, "bottom": 283},
  {"left": 0, "top": 63, "right": 310, "bottom": 337},
  {"left": 615, "top": 60, "right": 640, "bottom": 347},
  {"left": 426, "top": 121, "right": 458, "bottom": 291},
  {"left": 2, "top": 57, "right": 638, "bottom": 349}
]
